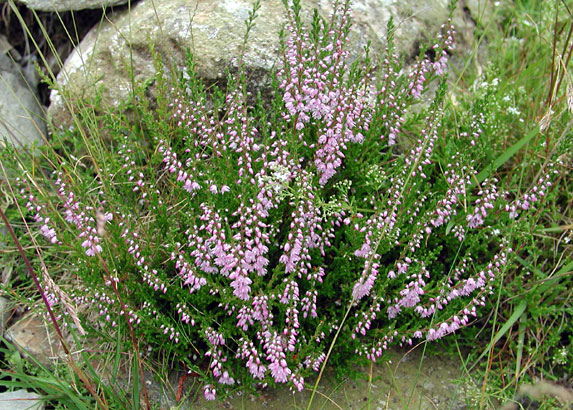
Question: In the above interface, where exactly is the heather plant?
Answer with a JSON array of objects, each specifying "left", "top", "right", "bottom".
[{"left": 0, "top": 0, "right": 569, "bottom": 406}]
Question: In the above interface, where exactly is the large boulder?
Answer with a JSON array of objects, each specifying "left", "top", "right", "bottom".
[
  {"left": 16, "top": 0, "right": 130, "bottom": 12},
  {"left": 48, "top": 0, "right": 486, "bottom": 131}
]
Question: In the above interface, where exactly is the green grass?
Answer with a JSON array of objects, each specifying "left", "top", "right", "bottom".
[{"left": 439, "top": 1, "right": 572, "bottom": 408}]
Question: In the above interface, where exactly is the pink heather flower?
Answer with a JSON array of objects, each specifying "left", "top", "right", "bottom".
[
  {"left": 175, "top": 254, "right": 207, "bottom": 293},
  {"left": 301, "top": 289, "right": 318, "bottom": 319},
  {"left": 387, "top": 305, "right": 401, "bottom": 319},
  {"left": 397, "top": 262, "right": 408, "bottom": 275},
  {"left": 183, "top": 179, "right": 200, "bottom": 193},
  {"left": 252, "top": 295, "right": 270, "bottom": 321},
  {"left": 265, "top": 331, "right": 292, "bottom": 383},
  {"left": 354, "top": 242, "right": 371, "bottom": 258},
  {"left": 352, "top": 270, "right": 377, "bottom": 301},
  {"left": 313, "top": 353, "right": 326, "bottom": 372},
  {"left": 230, "top": 274, "right": 252, "bottom": 300},
  {"left": 290, "top": 374, "right": 304, "bottom": 392},
  {"left": 39, "top": 222, "right": 58, "bottom": 244},
  {"left": 218, "top": 371, "right": 235, "bottom": 385},
  {"left": 54, "top": 176, "right": 106, "bottom": 256},
  {"left": 205, "top": 328, "right": 225, "bottom": 346},
  {"left": 237, "top": 337, "right": 267, "bottom": 379},
  {"left": 466, "top": 212, "right": 484, "bottom": 229},
  {"left": 397, "top": 281, "right": 424, "bottom": 308},
  {"left": 236, "top": 306, "right": 254, "bottom": 330},
  {"left": 81, "top": 233, "right": 103, "bottom": 256},
  {"left": 45, "top": 292, "right": 58, "bottom": 308},
  {"left": 269, "top": 359, "right": 291, "bottom": 383},
  {"left": 247, "top": 356, "right": 266, "bottom": 379},
  {"left": 203, "top": 385, "right": 216, "bottom": 401}
]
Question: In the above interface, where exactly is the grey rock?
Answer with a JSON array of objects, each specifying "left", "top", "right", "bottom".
[
  {"left": 0, "top": 296, "right": 11, "bottom": 335},
  {"left": 0, "top": 36, "right": 13, "bottom": 56},
  {"left": 4, "top": 313, "right": 65, "bottom": 367},
  {"left": 0, "top": 63, "right": 46, "bottom": 148},
  {"left": 48, "top": 0, "right": 487, "bottom": 131},
  {"left": 0, "top": 35, "right": 22, "bottom": 65},
  {"left": 0, "top": 389, "right": 44, "bottom": 410},
  {"left": 15, "top": 0, "right": 129, "bottom": 12},
  {"left": 0, "top": 53, "right": 13, "bottom": 73},
  {"left": 0, "top": 36, "right": 40, "bottom": 88}
]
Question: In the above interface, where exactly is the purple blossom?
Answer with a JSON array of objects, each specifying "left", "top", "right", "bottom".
[{"left": 203, "top": 385, "right": 216, "bottom": 401}]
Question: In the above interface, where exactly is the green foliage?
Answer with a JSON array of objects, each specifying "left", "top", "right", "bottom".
[{"left": 436, "top": 1, "right": 573, "bottom": 408}]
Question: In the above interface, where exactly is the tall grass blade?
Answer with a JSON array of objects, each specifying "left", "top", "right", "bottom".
[
  {"left": 469, "top": 299, "right": 527, "bottom": 372},
  {"left": 474, "top": 126, "right": 539, "bottom": 186}
]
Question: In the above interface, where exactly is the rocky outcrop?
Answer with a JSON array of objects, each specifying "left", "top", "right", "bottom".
[
  {"left": 48, "top": 0, "right": 488, "bottom": 131},
  {"left": 15, "top": 0, "right": 129, "bottom": 12}
]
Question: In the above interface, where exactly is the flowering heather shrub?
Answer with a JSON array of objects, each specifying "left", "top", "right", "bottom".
[{"left": 10, "top": 0, "right": 563, "bottom": 400}]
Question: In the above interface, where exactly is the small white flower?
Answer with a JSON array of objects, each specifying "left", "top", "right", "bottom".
[{"left": 507, "top": 106, "right": 521, "bottom": 116}]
